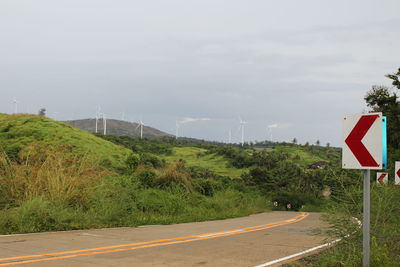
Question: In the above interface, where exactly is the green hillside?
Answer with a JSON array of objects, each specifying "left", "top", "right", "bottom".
[
  {"left": 268, "top": 145, "right": 339, "bottom": 166},
  {"left": 163, "top": 147, "right": 245, "bottom": 178},
  {"left": 0, "top": 114, "right": 133, "bottom": 170}
]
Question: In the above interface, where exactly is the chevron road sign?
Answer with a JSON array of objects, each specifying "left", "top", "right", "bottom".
[
  {"left": 342, "top": 113, "right": 387, "bottom": 170},
  {"left": 376, "top": 172, "right": 388, "bottom": 186},
  {"left": 395, "top": 162, "right": 400, "bottom": 186},
  {"left": 342, "top": 112, "right": 387, "bottom": 267}
]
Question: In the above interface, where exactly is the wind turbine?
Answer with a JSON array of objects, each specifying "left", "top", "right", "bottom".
[
  {"left": 267, "top": 124, "right": 278, "bottom": 142},
  {"left": 12, "top": 98, "right": 19, "bottom": 114},
  {"left": 95, "top": 106, "right": 101, "bottom": 134},
  {"left": 136, "top": 119, "right": 144, "bottom": 139},
  {"left": 175, "top": 119, "right": 180, "bottom": 140},
  {"left": 102, "top": 113, "right": 107, "bottom": 135},
  {"left": 239, "top": 117, "right": 247, "bottom": 146}
]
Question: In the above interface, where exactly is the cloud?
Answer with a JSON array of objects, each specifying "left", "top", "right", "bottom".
[
  {"left": 179, "top": 117, "right": 211, "bottom": 124},
  {"left": 267, "top": 124, "right": 278, "bottom": 129}
]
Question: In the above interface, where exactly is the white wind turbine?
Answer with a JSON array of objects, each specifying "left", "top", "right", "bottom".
[
  {"left": 102, "top": 113, "right": 107, "bottom": 135},
  {"left": 239, "top": 117, "right": 247, "bottom": 146},
  {"left": 175, "top": 119, "right": 180, "bottom": 140},
  {"left": 227, "top": 129, "right": 232, "bottom": 144},
  {"left": 12, "top": 98, "right": 19, "bottom": 114},
  {"left": 136, "top": 119, "right": 144, "bottom": 139},
  {"left": 267, "top": 124, "right": 278, "bottom": 142},
  {"left": 95, "top": 106, "right": 101, "bottom": 134}
]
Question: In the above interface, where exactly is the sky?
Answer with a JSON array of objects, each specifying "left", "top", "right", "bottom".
[{"left": 1, "top": 0, "right": 399, "bottom": 146}]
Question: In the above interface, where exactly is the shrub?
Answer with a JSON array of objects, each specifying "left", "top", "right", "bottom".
[
  {"left": 137, "top": 170, "right": 156, "bottom": 188},
  {"left": 140, "top": 153, "right": 165, "bottom": 168},
  {"left": 155, "top": 163, "right": 193, "bottom": 191},
  {"left": 126, "top": 153, "right": 140, "bottom": 171}
]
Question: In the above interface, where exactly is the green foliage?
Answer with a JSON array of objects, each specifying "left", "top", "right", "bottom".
[
  {"left": 126, "top": 153, "right": 140, "bottom": 172},
  {"left": 0, "top": 144, "right": 270, "bottom": 234},
  {"left": 139, "top": 152, "right": 165, "bottom": 168},
  {"left": 385, "top": 67, "right": 400, "bottom": 89},
  {"left": 0, "top": 198, "right": 89, "bottom": 233},
  {"left": 101, "top": 135, "right": 173, "bottom": 155},
  {"left": 137, "top": 170, "right": 156, "bottom": 188},
  {"left": 163, "top": 147, "right": 245, "bottom": 178},
  {"left": 305, "top": 183, "right": 400, "bottom": 266},
  {"left": 365, "top": 85, "right": 400, "bottom": 163}
]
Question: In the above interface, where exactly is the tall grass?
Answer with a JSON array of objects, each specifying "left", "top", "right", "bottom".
[
  {"left": 0, "top": 147, "right": 110, "bottom": 208},
  {"left": 300, "top": 179, "right": 400, "bottom": 266},
  {"left": 0, "top": 147, "right": 270, "bottom": 234}
]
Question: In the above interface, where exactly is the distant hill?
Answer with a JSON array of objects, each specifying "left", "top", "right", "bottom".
[
  {"left": 65, "top": 118, "right": 174, "bottom": 139},
  {"left": 0, "top": 114, "right": 134, "bottom": 170}
]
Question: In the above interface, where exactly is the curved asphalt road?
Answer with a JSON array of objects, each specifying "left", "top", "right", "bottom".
[{"left": 0, "top": 212, "right": 326, "bottom": 267}]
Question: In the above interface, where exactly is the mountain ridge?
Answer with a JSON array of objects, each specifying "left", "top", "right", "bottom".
[{"left": 65, "top": 118, "right": 174, "bottom": 139}]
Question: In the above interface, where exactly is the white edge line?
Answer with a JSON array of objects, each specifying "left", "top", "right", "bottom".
[
  {"left": 253, "top": 238, "right": 342, "bottom": 267},
  {"left": 254, "top": 216, "right": 361, "bottom": 267}
]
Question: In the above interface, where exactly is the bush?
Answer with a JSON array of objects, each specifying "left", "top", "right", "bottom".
[
  {"left": 126, "top": 153, "right": 140, "bottom": 171},
  {"left": 140, "top": 153, "right": 165, "bottom": 168},
  {"left": 155, "top": 163, "right": 193, "bottom": 191},
  {"left": 137, "top": 170, "right": 156, "bottom": 188},
  {"left": 0, "top": 198, "right": 89, "bottom": 234},
  {"left": 272, "top": 191, "right": 308, "bottom": 211},
  {"left": 193, "top": 179, "right": 218, "bottom": 196}
]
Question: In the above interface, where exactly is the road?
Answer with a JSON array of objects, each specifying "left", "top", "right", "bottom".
[{"left": 0, "top": 212, "right": 327, "bottom": 267}]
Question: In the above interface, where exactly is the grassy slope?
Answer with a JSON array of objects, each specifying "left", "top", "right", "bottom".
[
  {"left": 163, "top": 147, "right": 245, "bottom": 178},
  {"left": 0, "top": 114, "right": 132, "bottom": 169},
  {"left": 271, "top": 145, "right": 333, "bottom": 166},
  {"left": 163, "top": 145, "right": 332, "bottom": 179}
]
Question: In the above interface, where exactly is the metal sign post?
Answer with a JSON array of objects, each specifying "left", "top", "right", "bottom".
[{"left": 363, "top": 169, "right": 370, "bottom": 267}]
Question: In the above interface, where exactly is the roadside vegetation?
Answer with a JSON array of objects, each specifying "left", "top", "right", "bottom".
[
  {"left": 285, "top": 180, "right": 400, "bottom": 267},
  {"left": 0, "top": 113, "right": 338, "bottom": 234},
  {"left": 0, "top": 114, "right": 269, "bottom": 234},
  {"left": 285, "top": 68, "right": 400, "bottom": 266}
]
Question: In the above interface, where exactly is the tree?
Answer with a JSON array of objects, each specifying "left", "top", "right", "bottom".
[
  {"left": 364, "top": 68, "right": 400, "bottom": 165},
  {"left": 292, "top": 138, "right": 297, "bottom": 144},
  {"left": 316, "top": 140, "right": 320, "bottom": 146},
  {"left": 38, "top": 108, "right": 46, "bottom": 116},
  {"left": 326, "top": 142, "right": 330, "bottom": 148},
  {"left": 365, "top": 85, "right": 400, "bottom": 154},
  {"left": 304, "top": 142, "right": 309, "bottom": 147},
  {"left": 386, "top": 68, "right": 400, "bottom": 89}
]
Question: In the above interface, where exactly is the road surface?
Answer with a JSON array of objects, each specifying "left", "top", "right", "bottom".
[{"left": 0, "top": 212, "right": 327, "bottom": 266}]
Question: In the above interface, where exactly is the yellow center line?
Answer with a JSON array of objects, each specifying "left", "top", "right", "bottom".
[
  {"left": 0, "top": 213, "right": 306, "bottom": 262},
  {"left": 0, "top": 213, "right": 309, "bottom": 266}
]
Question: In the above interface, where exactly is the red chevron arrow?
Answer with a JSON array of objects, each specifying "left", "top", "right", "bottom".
[
  {"left": 378, "top": 173, "right": 386, "bottom": 185},
  {"left": 397, "top": 169, "right": 400, "bottom": 179},
  {"left": 345, "top": 114, "right": 379, "bottom": 167}
]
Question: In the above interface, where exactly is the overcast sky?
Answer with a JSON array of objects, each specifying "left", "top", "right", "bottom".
[{"left": 1, "top": 0, "right": 399, "bottom": 146}]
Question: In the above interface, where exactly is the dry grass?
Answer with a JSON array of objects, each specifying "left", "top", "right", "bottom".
[
  {"left": 0, "top": 144, "right": 113, "bottom": 207},
  {"left": 154, "top": 161, "right": 194, "bottom": 191}
]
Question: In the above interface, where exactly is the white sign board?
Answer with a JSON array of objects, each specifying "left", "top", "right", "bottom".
[
  {"left": 342, "top": 113, "right": 384, "bottom": 170},
  {"left": 395, "top": 162, "right": 400, "bottom": 185},
  {"left": 376, "top": 172, "right": 388, "bottom": 186}
]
